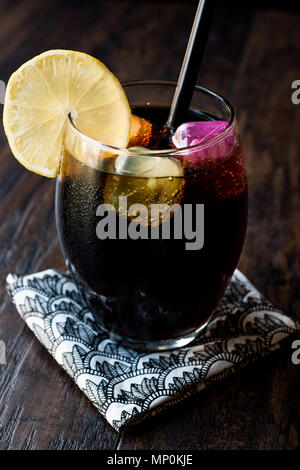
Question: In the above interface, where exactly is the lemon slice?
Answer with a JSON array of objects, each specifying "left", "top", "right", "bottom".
[{"left": 3, "top": 50, "right": 131, "bottom": 177}]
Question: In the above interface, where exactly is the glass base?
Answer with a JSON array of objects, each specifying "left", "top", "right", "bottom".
[
  {"left": 96, "top": 315, "right": 213, "bottom": 351},
  {"left": 66, "top": 262, "right": 216, "bottom": 351}
]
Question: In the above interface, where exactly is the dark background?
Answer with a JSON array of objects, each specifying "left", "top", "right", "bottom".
[{"left": 0, "top": 0, "right": 299, "bottom": 450}]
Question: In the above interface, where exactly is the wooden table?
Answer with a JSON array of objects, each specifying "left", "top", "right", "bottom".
[{"left": 0, "top": 0, "right": 299, "bottom": 450}]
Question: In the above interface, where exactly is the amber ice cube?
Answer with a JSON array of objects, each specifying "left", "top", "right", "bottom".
[{"left": 128, "top": 114, "right": 152, "bottom": 147}]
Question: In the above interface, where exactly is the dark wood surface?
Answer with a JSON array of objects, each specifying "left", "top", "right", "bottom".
[{"left": 0, "top": 0, "right": 299, "bottom": 450}]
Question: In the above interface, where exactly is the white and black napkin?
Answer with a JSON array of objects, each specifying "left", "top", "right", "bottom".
[{"left": 7, "top": 269, "right": 296, "bottom": 431}]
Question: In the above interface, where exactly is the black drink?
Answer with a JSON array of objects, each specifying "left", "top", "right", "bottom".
[{"left": 56, "top": 106, "right": 247, "bottom": 346}]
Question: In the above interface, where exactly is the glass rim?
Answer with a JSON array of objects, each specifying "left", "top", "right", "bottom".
[{"left": 68, "top": 80, "right": 235, "bottom": 156}]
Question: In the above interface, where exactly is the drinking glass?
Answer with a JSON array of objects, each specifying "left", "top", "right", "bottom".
[{"left": 55, "top": 81, "right": 247, "bottom": 350}]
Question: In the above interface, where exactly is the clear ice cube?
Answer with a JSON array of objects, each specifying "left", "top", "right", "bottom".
[
  {"left": 114, "top": 146, "right": 183, "bottom": 177},
  {"left": 103, "top": 147, "right": 185, "bottom": 224}
]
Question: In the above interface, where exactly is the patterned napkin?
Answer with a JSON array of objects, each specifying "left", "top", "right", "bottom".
[{"left": 6, "top": 269, "right": 296, "bottom": 432}]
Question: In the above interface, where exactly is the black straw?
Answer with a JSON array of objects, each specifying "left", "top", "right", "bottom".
[{"left": 166, "top": 0, "right": 216, "bottom": 129}]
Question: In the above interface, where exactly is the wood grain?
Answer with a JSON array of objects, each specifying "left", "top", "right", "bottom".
[{"left": 0, "top": 0, "right": 299, "bottom": 450}]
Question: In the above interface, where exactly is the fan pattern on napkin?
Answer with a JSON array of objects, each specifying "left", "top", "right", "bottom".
[{"left": 7, "top": 269, "right": 296, "bottom": 431}]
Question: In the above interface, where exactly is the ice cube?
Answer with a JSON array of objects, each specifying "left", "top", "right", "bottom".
[
  {"left": 114, "top": 147, "right": 183, "bottom": 177},
  {"left": 172, "top": 120, "right": 228, "bottom": 148},
  {"left": 172, "top": 120, "right": 235, "bottom": 168},
  {"left": 103, "top": 147, "right": 185, "bottom": 225},
  {"left": 128, "top": 114, "right": 152, "bottom": 147}
]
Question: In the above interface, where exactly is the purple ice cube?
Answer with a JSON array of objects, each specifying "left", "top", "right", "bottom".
[
  {"left": 172, "top": 120, "right": 236, "bottom": 168},
  {"left": 172, "top": 120, "right": 228, "bottom": 148}
]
